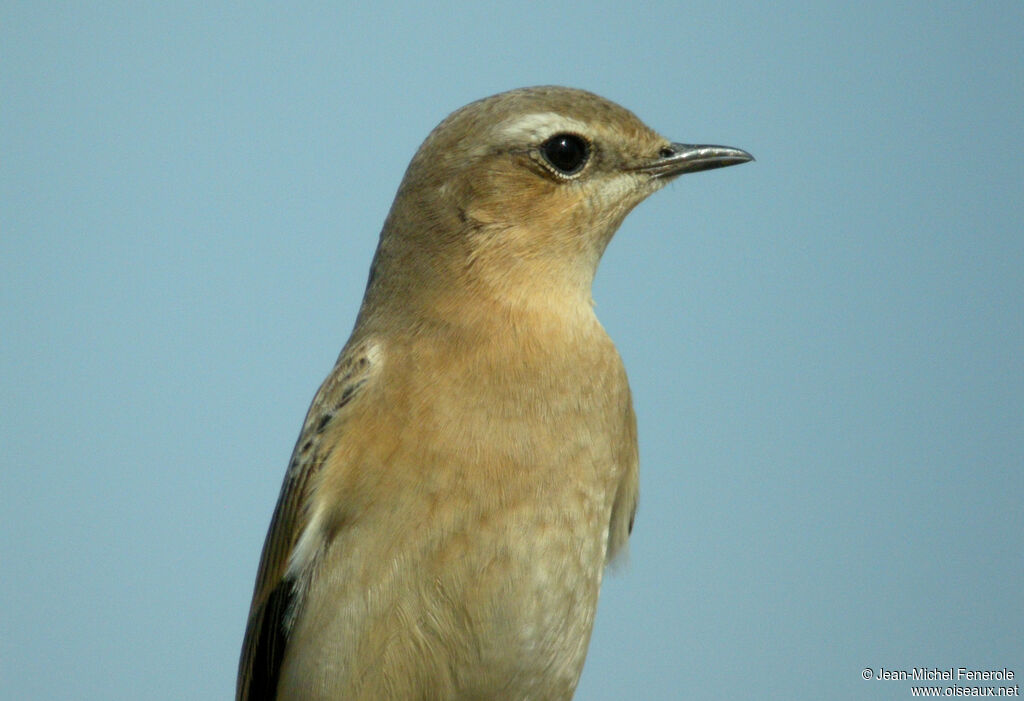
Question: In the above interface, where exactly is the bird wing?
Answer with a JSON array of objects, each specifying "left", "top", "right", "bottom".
[
  {"left": 236, "top": 338, "right": 380, "bottom": 701},
  {"left": 607, "top": 392, "right": 639, "bottom": 562}
]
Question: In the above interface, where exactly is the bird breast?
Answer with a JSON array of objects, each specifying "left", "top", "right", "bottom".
[{"left": 279, "top": 313, "right": 633, "bottom": 699}]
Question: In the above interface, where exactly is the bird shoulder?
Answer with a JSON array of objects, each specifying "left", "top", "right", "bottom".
[{"left": 236, "top": 337, "right": 383, "bottom": 701}]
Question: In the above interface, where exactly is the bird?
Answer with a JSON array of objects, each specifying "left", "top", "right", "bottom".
[{"left": 237, "top": 85, "right": 752, "bottom": 701}]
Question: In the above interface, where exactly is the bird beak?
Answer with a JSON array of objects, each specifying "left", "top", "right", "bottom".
[{"left": 636, "top": 143, "right": 754, "bottom": 179}]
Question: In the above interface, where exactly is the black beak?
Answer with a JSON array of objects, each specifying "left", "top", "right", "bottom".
[{"left": 637, "top": 143, "right": 754, "bottom": 179}]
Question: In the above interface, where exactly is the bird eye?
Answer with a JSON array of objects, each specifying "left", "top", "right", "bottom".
[{"left": 540, "top": 133, "right": 590, "bottom": 176}]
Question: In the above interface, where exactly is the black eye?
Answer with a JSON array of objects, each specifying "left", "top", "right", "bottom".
[{"left": 540, "top": 133, "right": 590, "bottom": 175}]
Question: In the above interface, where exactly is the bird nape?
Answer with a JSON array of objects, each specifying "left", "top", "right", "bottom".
[{"left": 237, "top": 85, "right": 752, "bottom": 701}]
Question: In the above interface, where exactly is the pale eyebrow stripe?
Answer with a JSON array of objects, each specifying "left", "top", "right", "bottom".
[{"left": 497, "top": 112, "right": 590, "bottom": 142}]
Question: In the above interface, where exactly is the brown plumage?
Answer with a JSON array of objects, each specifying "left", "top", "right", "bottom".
[{"left": 237, "top": 86, "right": 752, "bottom": 700}]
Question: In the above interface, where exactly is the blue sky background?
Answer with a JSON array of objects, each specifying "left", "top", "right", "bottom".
[{"left": 2, "top": 3, "right": 1022, "bottom": 699}]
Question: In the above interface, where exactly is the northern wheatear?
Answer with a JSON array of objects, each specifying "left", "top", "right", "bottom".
[{"left": 237, "top": 86, "right": 752, "bottom": 701}]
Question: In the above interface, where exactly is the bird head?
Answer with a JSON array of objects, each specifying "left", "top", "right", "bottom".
[{"left": 362, "top": 86, "right": 752, "bottom": 322}]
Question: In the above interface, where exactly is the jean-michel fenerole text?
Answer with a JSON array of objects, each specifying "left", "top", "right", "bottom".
[{"left": 875, "top": 668, "right": 1014, "bottom": 681}]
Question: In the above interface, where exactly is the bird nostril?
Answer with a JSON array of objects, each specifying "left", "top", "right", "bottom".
[{"left": 659, "top": 146, "right": 676, "bottom": 158}]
